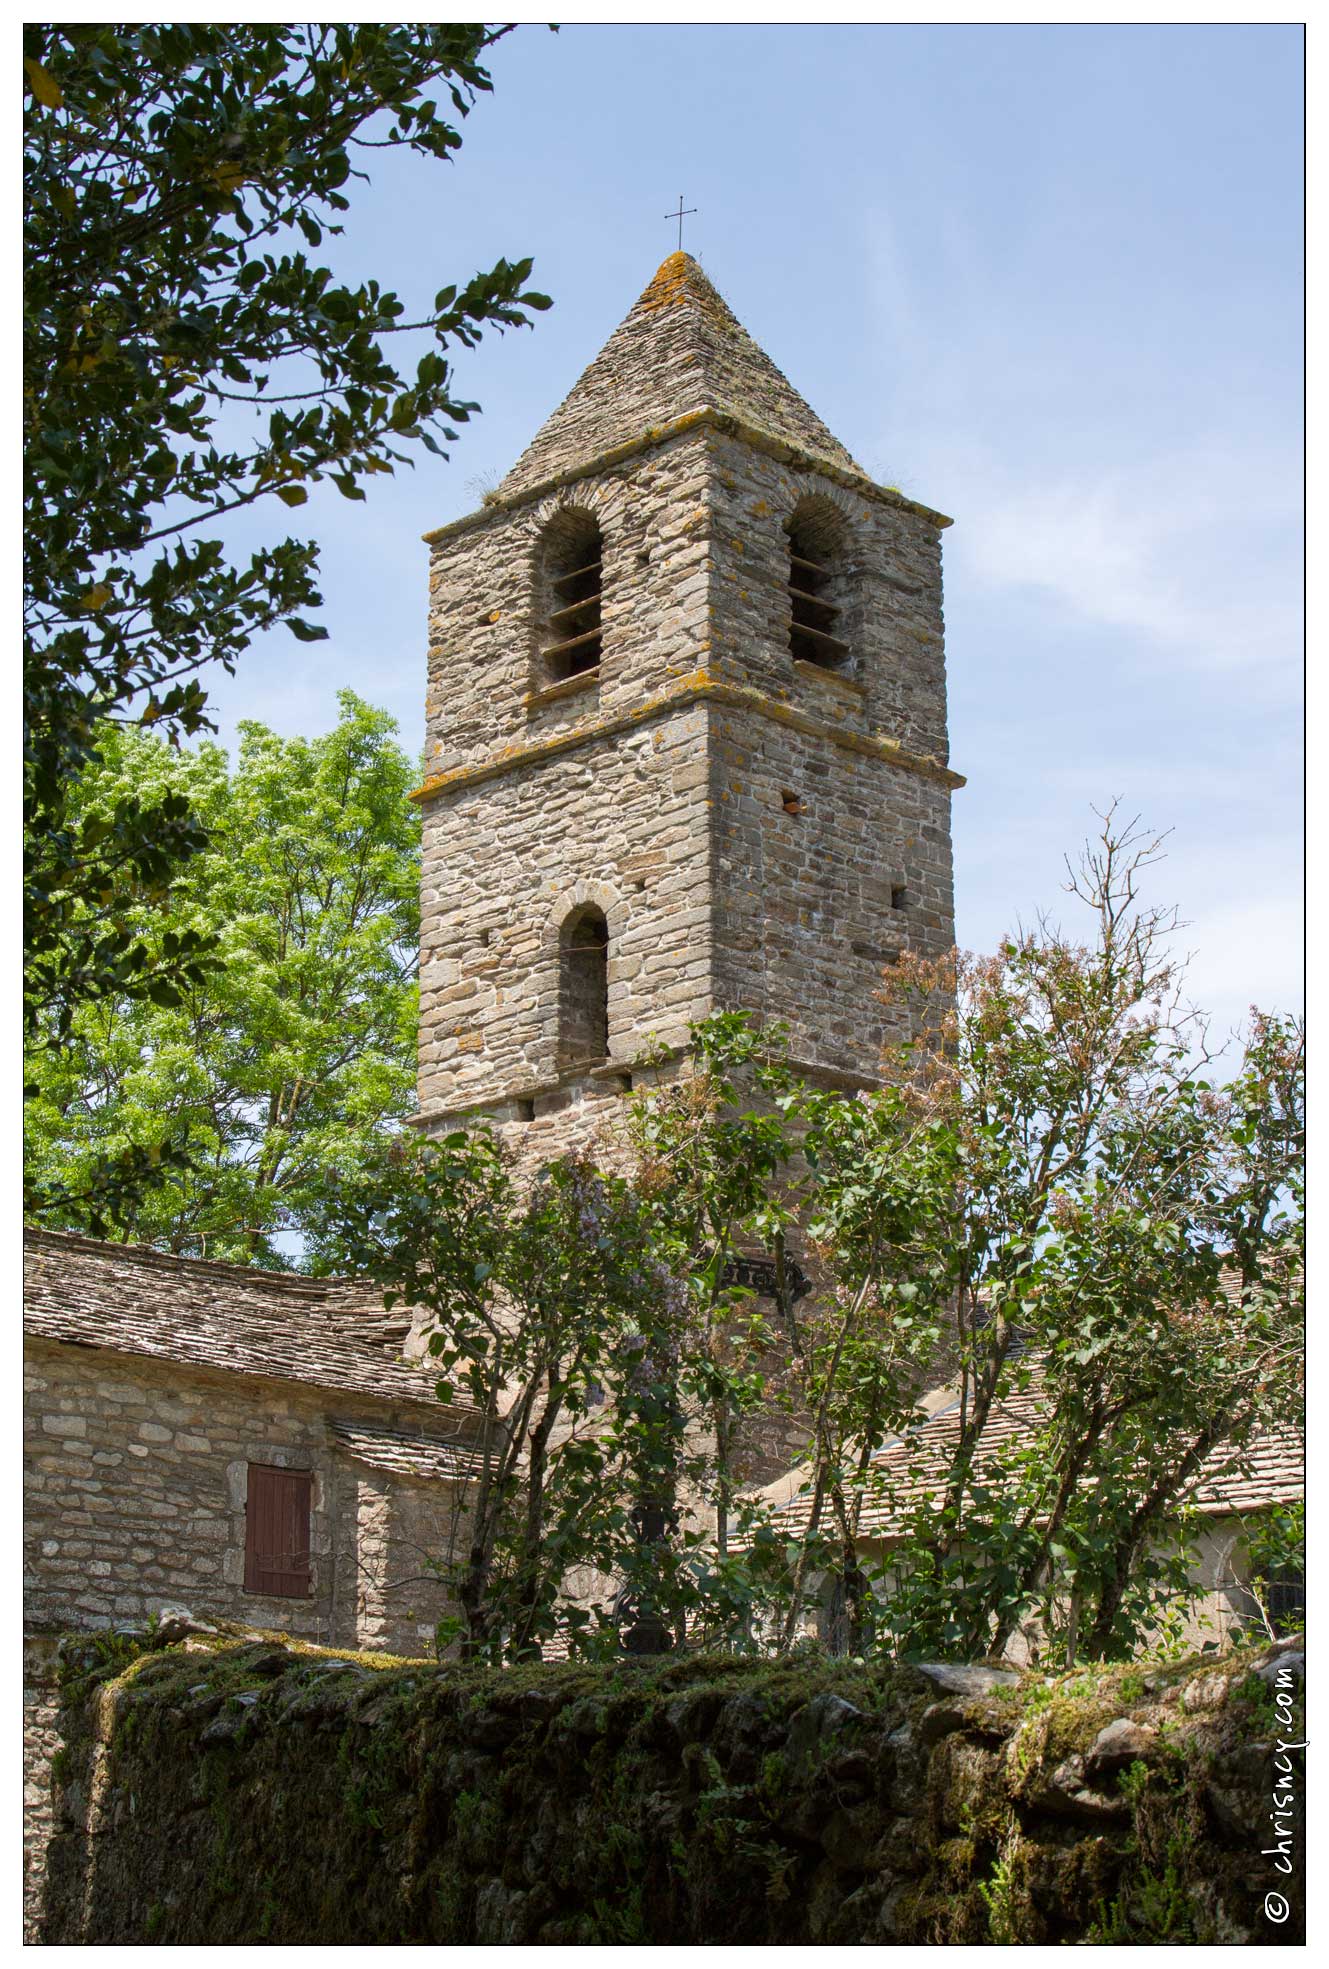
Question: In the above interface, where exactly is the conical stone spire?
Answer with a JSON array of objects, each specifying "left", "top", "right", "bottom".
[{"left": 497, "top": 252, "right": 866, "bottom": 499}]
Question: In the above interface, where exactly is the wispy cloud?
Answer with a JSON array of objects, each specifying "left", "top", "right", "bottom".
[
  {"left": 859, "top": 197, "right": 1302, "bottom": 684},
  {"left": 1173, "top": 894, "right": 1303, "bottom": 1036},
  {"left": 953, "top": 454, "right": 1302, "bottom": 679}
]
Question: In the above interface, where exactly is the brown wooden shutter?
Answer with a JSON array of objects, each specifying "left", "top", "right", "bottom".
[{"left": 243, "top": 1464, "right": 312, "bottom": 1599}]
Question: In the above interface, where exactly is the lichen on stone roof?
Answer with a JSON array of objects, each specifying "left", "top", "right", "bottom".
[
  {"left": 22, "top": 1227, "right": 482, "bottom": 1427},
  {"left": 496, "top": 252, "right": 867, "bottom": 499}
]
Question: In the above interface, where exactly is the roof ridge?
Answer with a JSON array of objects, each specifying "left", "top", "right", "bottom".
[
  {"left": 24, "top": 1234, "right": 482, "bottom": 1423},
  {"left": 22, "top": 1224, "right": 354, "bottom": 1296}
]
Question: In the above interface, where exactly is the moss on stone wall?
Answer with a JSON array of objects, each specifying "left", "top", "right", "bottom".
[{"left": 42, "top": 1627, "right": 1304, "bottom": 1945}]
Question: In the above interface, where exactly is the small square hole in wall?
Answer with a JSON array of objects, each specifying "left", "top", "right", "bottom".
[
  {"left": 891, "top": 885, "right": 908, "bottom": 911},
  {"left": 516, "top": 1098, "right": 535, "bottom": 1122},
  {"left": 479, "top": 928, "right": 492, "bottom": 947},
  {"left": 782, "top": 790, "right": 804, "bottom": 816}
]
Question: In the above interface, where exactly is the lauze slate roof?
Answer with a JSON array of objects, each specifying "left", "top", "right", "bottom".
[
  {"left": 331, "top": 1419, "right": 489, "bottom": 1483},
  {"left": 758, "top": 1382, "right": 1303, "bottom": 1543},
  {"left": 497, "top": 252, "right": 868, "bottom": 498},
  {"left": 23, "top": 1227, "right": 483, "bottom": 1430}
]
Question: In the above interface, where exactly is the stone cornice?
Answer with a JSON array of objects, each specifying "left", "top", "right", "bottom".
[
  {"left": 406, "top": 1062, "right": 633, "bottom": 1131},
  {"left": 410, "top": 670, "right": 965, "bottom": 805},
  {"left": 408, "top": 1044, "right": 886, "bottom": 1135},
  {"left": 421, "top": 406, "right": 953, "bottom": 548}
]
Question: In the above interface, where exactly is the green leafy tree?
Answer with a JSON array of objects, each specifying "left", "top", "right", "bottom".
[
  {"left": 312, "top": 1133, "right": 692, "bottom": 1661},
  {"left": 25, "top": 694, "right": 420, "bottom": 1263},
  {"left": 24, "top": 22, "right": 549, "bottom": 1043},
  {"left": 235, "top": 803, "right": 1300, "bottom": 1664},
  {"left": 623, "top": 1019, "right": 957, "bottom": 1654},
  {"left": 1238, "top": 1502, "right": 1305, "bottom": 1642},
  {"left": 628, "top": 1017, "right": 805, "bottom": 1574},
  {"left": 626, "top": 814, "right": 1303, "bottom": 1666},
  {"left": 769, "top": 1080, "right": 958, "bottom": 1652},
  {"left": 785, "top": 816, "right": 1304, "bottom": 1664}
]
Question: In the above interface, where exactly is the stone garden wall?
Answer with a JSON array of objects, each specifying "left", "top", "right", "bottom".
[
  {"left": 23, "top": 1635, "right": 62, "bottom": 1943},
  {"left": 41, "top": 1626, "right": 1304, "bottom": 1945}
]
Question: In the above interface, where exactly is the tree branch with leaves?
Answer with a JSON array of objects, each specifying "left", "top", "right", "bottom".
[{"left": 24, "top": 22, "right": 549, "bottom": 1062}]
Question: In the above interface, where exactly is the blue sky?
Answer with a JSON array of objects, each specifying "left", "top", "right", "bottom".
[{"left": 204, "top": 22, "right": 1304, "bottom": 1052}]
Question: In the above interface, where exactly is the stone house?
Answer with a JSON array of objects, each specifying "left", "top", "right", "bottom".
[
  {"left": 23, "top": 1229, "right": 487, "bottom": 1651},
  {"left": 23, "top": 1226, "right": 486, "bottom": 1937}
]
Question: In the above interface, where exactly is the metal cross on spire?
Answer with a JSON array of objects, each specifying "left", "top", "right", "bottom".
[{"left": 664, "top": 194, "right": 697, "bottom": 253}]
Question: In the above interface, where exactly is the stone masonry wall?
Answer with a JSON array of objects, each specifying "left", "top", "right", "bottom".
[
  {"left": 418, "top": 706, "right": 714, "bottom": 1120},
  {"left": 23, "top": 1634, "right": 61, "bottom": 1943},
  {"left": 42, "top": 1628, "right": 1305, "bottom": 1944},
  {"left": 422, "top": 431, "right": 715, "bottom": 781},
  {"left": 706, "top": 435, "right": 955, "bottom": 1074},
  {"left": 24, "top": 1339, "right": 466, "bottom": 1654},
  {"left": 415, "top": 418, "right": 957, "bottom": 1126},
  {"left": 710, "top": 709, "right": 955, "bottom": 1076},
  {"left": 705, "top": 430, "right": 951, "bottom": 764}
]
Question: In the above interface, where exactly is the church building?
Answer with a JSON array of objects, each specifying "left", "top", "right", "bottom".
[
  {"left": 412, "top": 251, "right": 963, "bottom": 1159},
  {"left": 22, "top": 252, "right": 1299, "bottom": 1938}
]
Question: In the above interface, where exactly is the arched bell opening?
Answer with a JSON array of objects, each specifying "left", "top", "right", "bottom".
[
  {"left": 537, "top": 508, "right": 603, "bottom": 684},
  {"left": 785, "top": 496, "right": 853, "bottom": 673}
]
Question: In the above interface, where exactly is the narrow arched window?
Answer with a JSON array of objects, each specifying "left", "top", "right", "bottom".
[
  {"left": 786, "top": 500, "right": 851, "bottom": 672},
  {"left": 539, "top": 510, "right": 603, "bottom": 684},
  {"left": 558, "top": 905, "right": 609, "bottom": 1064}
]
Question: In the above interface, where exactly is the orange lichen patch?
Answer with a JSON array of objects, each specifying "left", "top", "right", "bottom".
[
  {"left": 637, "top": 251, "right": 691, "bottom": 311},
  {"left": 635, "top": 252, "right": 739, "bottom": 337}
]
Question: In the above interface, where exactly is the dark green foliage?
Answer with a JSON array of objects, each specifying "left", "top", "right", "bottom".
[
  {"left": 24, "top": 22, "right": 548, "bottom": 1050},
  {"left": 624, "top": 814, "right": 1303, "bottom": 1667},
  {"left": 315, "top": 1137, "right": 696, "bottom": 1659},
  {"left": 1239, "top": 1502, "right": 1305, "bottom": 1640}
]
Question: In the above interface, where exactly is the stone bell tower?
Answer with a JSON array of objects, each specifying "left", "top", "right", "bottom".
[{"left": 412, "top": 253, "right": 962, "bottom": 1158}]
